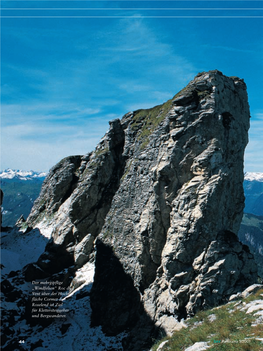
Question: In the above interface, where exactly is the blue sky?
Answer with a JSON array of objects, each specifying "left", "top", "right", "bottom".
[{"left": 1, "top": 1, "right": 263, "bottom": 172}]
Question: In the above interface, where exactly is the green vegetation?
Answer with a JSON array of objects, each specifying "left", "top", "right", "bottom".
[
  {"left": 34, "top": 210, "right": 55, "bottom": 225},
  {"left": 130, "top": 82, "right": 211, "bottom": 151},
  {"left": 131, "top": 98, "right": 173, "bottom": 149},
  {"left": 20, "top": 221, "right": 29, "bottom": 231},
  {"left": 94, "top": 146, "right": 109, "bottom": 157},
  {"left": 103, "top": 229, "right": 113, "bottom": 240},
  {"left": 121, "top": 162, "right": 132, "bottom": 181},
  {"left": 172, "top": 84, "right": 193, "bottom": 101},
  {"left": 82, "top": 146, "right": 110, "bottom": 177},
  {"left": 197, "top": 89, "right": 211, "bottom": 100},
  {"left": 152, "top": 289, "right": 263, "bottom": 351}
]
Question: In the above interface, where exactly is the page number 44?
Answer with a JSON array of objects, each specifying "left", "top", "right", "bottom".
[{"left": 19, "top": 340, "right": 25, "bottom": 344}]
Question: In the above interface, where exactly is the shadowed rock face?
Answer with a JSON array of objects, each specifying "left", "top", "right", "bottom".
[
  {"left": 27, "top": 70, "right": 258, "bottom": 340},
  {"left": 90, "top": 240, "right": 151, "bottom": 336},
  {"left": 0, "top": 188, "right": 3, "bottom": 227}
]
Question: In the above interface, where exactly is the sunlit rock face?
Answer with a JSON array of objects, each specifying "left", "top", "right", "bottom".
[{"left": 27, "top": 70, "right": 258, "bottom": 344}]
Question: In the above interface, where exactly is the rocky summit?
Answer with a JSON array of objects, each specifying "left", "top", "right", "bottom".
[{"left": 26, "top": 70, "right": 258, "bottom": 349}]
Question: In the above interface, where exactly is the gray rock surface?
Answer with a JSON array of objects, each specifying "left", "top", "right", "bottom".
[
  {"left": 26, "top": 70, "right": 258, "bottom": 347},
  {"left": 74, "top": 234, "right": 94, "bottom": 267}
]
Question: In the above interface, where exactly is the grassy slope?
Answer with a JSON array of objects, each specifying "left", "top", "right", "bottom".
[{"left": 152, "top": 288, "right": 263, "bottom": 351}]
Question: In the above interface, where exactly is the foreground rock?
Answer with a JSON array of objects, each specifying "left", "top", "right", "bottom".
[{"left": 26, "top": 70, "right": 258, "bottom": 349}]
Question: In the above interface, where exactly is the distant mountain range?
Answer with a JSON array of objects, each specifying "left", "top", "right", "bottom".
[
  {"left": 244, "top": 172, "right": 263, "bottom": 182},
  {"left": 0, "top": 169, "right": 47, "bottom": 226},
  {"left": 239, "top": 213, "right": 263, "bottom": 276},
  {"left": 238, "top": 172, "right": 263, "bottom": 276},
  {"left": 0, "top": 168, "right": 47, "bottom": 181},
  {"left": 244, "top": 172, "right": 263, "bottom": 216}
]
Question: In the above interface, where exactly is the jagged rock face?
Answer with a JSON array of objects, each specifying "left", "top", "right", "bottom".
[
  {"left": 0, "top": 188, "right": 3, "bottom": 227},
  {"left": 27, "top": 71, "right": 258, "bottom": 339},
  {"left": 27, "top": 119, "right": 125, "bottom": 272}
]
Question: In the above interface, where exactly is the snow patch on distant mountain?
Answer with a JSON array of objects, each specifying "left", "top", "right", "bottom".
[
  {"left": 244, "top": 172, "right": 263, "bottom": 182},
  {"left": 0, "top": 169, "right": 47, "bottom": 181}
]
